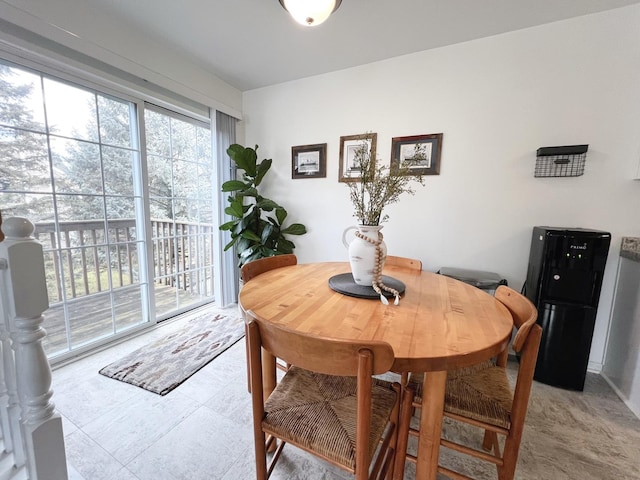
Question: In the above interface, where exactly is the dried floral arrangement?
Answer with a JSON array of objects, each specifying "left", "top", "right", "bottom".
[{"left": 347, "top": 140, "right": 425, "bottom": 226}]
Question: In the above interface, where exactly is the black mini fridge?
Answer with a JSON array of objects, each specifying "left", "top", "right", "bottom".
[{"left": 524, "top": 226, "right": 611, "bottom": 391}]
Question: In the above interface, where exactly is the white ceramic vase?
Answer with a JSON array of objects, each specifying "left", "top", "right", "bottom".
[{"left": 342, "top": 225, "right": 387, "bottom": 286}]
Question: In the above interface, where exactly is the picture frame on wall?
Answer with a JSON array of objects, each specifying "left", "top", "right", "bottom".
[
  {"left": 391, "top": 133, "right": 443, "bottom": 175},
  {"left": 339, "top": 132, "right": 377, "bottom": 182},
  {"left": 291, "top": 143, "right": 327, "bottom": 179}
]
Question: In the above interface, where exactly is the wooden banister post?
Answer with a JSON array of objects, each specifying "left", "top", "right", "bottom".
[
  {"left": 0, "top": 270, "right": 22, "bottom": 463},
  {"left": 0, "top": 217, "right": 68, "bottom": 480}
]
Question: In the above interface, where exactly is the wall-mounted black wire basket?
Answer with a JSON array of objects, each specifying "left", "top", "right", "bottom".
[{"left": 535, "top": 145, "right": 588, "bottom": 178}]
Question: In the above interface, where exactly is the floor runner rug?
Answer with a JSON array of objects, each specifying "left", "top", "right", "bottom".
[{"left": 99, "top": 309, "right": 244, "bottom": 395}]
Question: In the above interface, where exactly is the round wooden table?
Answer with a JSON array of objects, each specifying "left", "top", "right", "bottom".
[{"left": 239, "top": 262, "right": 513, "bottom": 480}]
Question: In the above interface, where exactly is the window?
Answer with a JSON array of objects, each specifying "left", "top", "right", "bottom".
[{"left": 0, "top": 60, "right": 216, "bottom": 360}]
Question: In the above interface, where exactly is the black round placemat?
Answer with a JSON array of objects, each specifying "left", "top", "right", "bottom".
[{"left": 328, "top": 273, "right": 406, "bottom": 299}]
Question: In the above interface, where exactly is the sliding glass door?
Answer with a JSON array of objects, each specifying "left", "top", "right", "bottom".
[
  {"left": 145, "top": 107, "right": 215, "bottom": 318},
  {"left": 0, "top": 60, "right": 215, "bottom": 360}
]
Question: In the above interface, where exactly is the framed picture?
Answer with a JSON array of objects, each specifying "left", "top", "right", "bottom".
[
  {"left": 391, "top": 133, "right": 443, "bottom": 175},
  {"left": 339, "top": 132, "right": 377, "bottom": 182},
  {"left": 291, "top": 143, "right": 327, "bottom": 179}
]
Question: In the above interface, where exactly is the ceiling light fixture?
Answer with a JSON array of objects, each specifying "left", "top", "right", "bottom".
[{"left": 278, "top": 0, "right": 342, "bottom": 27}]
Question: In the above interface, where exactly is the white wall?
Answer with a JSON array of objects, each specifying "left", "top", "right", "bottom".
[
  {"left": 0, "top": 0, "right": 242, "bottom": 118},
  {"left": 603, "top": 256, "right": 640, "bottom": 417},
  {"left": 242, "top": 5, "right": 640, "bottom": 371}
]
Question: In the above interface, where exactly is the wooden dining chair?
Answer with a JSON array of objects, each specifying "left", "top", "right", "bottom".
[
  {"left": 246, "top": 311, "right": 412, "bottom": 480},
  {"left": 394, "top": 285, "right": 542, "bottom": 480},
  {"left": 384, "top": 255, "right": 422, "bottom": 271},
  {"left": 240, "top": 253, "right": 298, "bottom": 284},
  {"left": 240, "top": 254, "right": 297, "bottom": 393}
]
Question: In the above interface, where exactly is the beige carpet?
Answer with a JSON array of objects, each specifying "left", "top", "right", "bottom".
[{"left": 99, "top": 310, "right": 244, "bottom": 395}]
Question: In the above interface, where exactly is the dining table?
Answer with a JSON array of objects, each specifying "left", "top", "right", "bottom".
[{"left": 238, "top": 261, "right": 514, "bottom": 480}]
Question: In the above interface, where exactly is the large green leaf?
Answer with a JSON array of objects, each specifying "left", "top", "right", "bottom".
[
  {"left": 223, "top": 237, "right": 237, "bottom": 251},
  {"left": 240, "top": 230, "right": 261, "bottom": 242},
  {"left": 261, "top": 223, "right": 275, "bottom": 244},
  {"left": 239, "top": 245, "right": 259, "bottom": 262},
  {"left": 275, "top": 207, "right": 287, "bottom": 225},
  {"left": 238, "top": 187, "right": 258, "bottom": 198},
  {"left": 224, "top": 205, "right": 242, "bottom": 218},
  {"left": 232, "top": 220, "right": 245, "bottom": 235},
  {"left": 276, "top": 238, "right": 295, "bottom": 254},
  {"left": 237, "top": 236, "right": 253, "bottom": 253},
  {"left": 225, "top": 198, "right": 245, "bottom": 218},
  {"left": 227, "top": 144, "right": 257, "bottom": 176},
  {"left": 221, "top": 180, "right": 247, "bottom": 192},
  {"left": 259, "top": 247, "right": 277, "bottom": 258},
  {"left": 281, "top": 223, "right": 307, "bottom": 235},
  {"left": 266, "top": 216, "right": 279, "bottom": 227},
  {"left": 254, "top": 158, "right": 272, "bottom": 186},
  {"left": 257, "top": 199, "right": 279, "bottom": 211},
  {"left": 226, "top": 143, "right": 244, "bottom": 159},
  {"left": 241, "top": 249, "right": 266, "bottom": 266},
  {"left": 219, "top": 220, "right": 236, "bottom": 231},
  {"left": 235, "top": 210, "right": 255, "bottom": 228}
]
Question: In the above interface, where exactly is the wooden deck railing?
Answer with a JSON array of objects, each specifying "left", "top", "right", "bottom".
[
  {"left": 33, "top": 219, "right": 215, "bottom": 302},
  {"left": 150, "top": 219, "right": 215, "bottom": 294}
]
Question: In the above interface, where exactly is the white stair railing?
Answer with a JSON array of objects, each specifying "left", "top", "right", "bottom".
[{"left": 0, "top": 217, "right": 68, "bottom": 480}]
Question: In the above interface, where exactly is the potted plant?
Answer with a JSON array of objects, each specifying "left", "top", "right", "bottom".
[
  {"left": 219, "top": 144, "right": 307, "bottom": 267},
  {"left": 342, "top": 140, "right": 424, "bottom": 302}
]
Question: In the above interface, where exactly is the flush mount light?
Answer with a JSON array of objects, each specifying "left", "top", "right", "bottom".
[{"left": 278, "top": 0, "right": 342, "bottom": 27}]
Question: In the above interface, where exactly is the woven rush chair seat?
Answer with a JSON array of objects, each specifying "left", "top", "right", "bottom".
[
  {"left": 245, "top": 312, "right": 411, "bottom": 480},
  {"left": 408, "top": 359, "right": 513, "bottom": 430},
  {"left": 263, "top": 366, "right": 398, "bottom": 470},
  {"left": 394, "top": 286, "right": 542, "bottom": 480}
]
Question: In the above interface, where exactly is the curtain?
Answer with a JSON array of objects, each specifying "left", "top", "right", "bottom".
[
  {"left": 216, "top": 110, "right": 237, "bottom": 184},
  {"left": 213, "top": 110, "right": 238, "bottom": 305}
]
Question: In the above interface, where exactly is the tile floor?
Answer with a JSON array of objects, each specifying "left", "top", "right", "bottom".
[
  {"left": 52, "top": 305, "right": 640, "bottom": 480},
  {"left": 54, "top": 305, "right": 356, "bottom": 480}
]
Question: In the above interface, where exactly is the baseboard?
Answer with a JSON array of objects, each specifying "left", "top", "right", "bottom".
[
  {"left": 51, "top": 303, "right": 222, "bottom": 370},
  {"left": 587, "top": 360, "right": 602, "bottom": 373},
  {"left": 600, "top": 371, "right": 640, "bottom": 420}
]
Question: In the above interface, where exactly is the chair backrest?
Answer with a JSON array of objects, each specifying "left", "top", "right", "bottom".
[
  {"left": 494, "top": 285, "right": 537, "bottom": 353},
  {"left": 494, "top": 285, "right": 542, "bottom": 435},
  {"left": 246, "top": 311, "right": 395, "bottom": 377},
  {"left": 385, "top": 255, "right": 422, "bottom": 271},
  {"left": 246, "top": 313, "right": 398, "bottom": 478},
  {"left": 240, "top": 254, "right": 297, "bottom": 283}
]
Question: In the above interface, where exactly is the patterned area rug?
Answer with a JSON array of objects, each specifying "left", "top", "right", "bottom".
[{"left": 99, "top": 310, "right": 245, "bottom": 396}]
